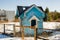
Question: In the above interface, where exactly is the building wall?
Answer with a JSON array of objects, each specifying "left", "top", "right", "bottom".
[
  {"left": 20, "top": 7, "right": 45, "bottom": 35},
  {"left": 37, "top": 19, "right": 43, "bottom": 34},
  {"left": 21, "top": 7, "right": 44, "bottom": 27},
  {"left": 0, "top": 10, "right": 6, "bottom": 21},
  {"left": 0, "top": 10, "right": 15, "bottom": 22},
  {"left": 6, "top": 11, "right": 15, "bottom": 22}
]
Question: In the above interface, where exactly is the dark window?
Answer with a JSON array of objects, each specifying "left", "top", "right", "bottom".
[{"left": 31, "top": 20, "right": 36, "bottom": 26}]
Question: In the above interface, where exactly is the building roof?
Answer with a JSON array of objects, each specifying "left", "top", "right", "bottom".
[{"left": 17, "top": 4, "right": 44, "bottom": 17}]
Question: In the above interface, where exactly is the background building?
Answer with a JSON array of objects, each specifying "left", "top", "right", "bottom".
[
  {"left": 6, "top": 11, "right": 15, "bottom": 22},
  {"left": 0, "top": 9, "right": 15, "bottom": 22}
]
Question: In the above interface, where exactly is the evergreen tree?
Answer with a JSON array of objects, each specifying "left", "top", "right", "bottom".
[
  {"left": 44, "top": 7, "right": 49, "bottom": 21},
  {"left": 45, "top": 7, "right": 49, "bottom": 13}
]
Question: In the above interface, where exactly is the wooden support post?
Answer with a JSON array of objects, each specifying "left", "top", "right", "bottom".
[
  {"left": 20, "top": 19, "right": 24, "bottom": 40},
  {"left": 4, "top": 24, "right": 5, "bottom": 34},
  {"left": 13, "top": 24, "right": 16, "bottom": 36},
  {"left": 36, "top": 28, "right": 37, "bottom": 40},
  {"left": 34, "top": 26, "right": 37, "bottom": 40},
  {"left": 21, "top": 26, "right": 24, "bottom": 40}
]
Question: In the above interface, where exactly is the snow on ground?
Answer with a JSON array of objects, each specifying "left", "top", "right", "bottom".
[
  {"left": 0, "top": 37, "right": 43, "bottom": 40},
  {"left": 43, "top": 22, "right": 60, "bottom": 29},
  {"left": 0, "top": 37, "right": 35, "bottom": 40},
  {"left": 0, "top": 22, "right": 20, "bottom": 33},
  {"left": 0, "top": 22, "right": 60, "bottom": 33},
  {"left": 48, "top": 31, "right": 60, "bottom": 40},
  {"left": 0, "top": 37, "right": 21, "bottom": 40},
  {"left": 0, "top": 24, "right": 4, "bottom": 33},
  {"left": 0, "top": 22, "right": 60, "bottom": 40}
]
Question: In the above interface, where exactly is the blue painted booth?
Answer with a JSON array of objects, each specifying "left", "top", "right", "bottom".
[{"left": 16, "top": 4, "right": 45, "bottom": 35}]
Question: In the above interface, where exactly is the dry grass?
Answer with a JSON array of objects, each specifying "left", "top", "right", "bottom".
[
  {"left": 13, "top": 18, "right": 20, "bottom": 22},
  {"left": 0, "top": 20, "right": 8, "bottom": 23}
]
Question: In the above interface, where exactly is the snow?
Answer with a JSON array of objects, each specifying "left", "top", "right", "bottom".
[
  {"left": 0, "top": 22, "right": 60, "bottom": 33},
  {"left": 0, "top": 22, "right": 60, "bottom": 40},
  {"left": 0, "top": 37, "right": 43, "bottom": 40},
  {"left": 0, "top": 37, "right": 34, "bottom": 40},
  {"left": 0, "top": 34, "right": 9, "bottom": 38},
  {"left": 0, "top": 24, "right": 4, "bottom": 32},
  {"left": 48, "top": 31, "right": 60, "bottom": 40},
  {"left": 0, "top": 22, "right": 20, "bottom": 33},
  {"left": 0, "top": 37, "right": 22, "bottom": 40},
  {"left": 43, "top": 22, "right": 60, "bottom": 29}
]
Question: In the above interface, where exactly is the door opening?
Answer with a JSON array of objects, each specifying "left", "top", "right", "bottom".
[{"left": 31, "top": 20, "right": 36, "bottom": 26}]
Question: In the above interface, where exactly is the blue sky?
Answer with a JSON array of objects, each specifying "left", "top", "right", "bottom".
[{"left": 0, "top": 0, "right": 60, "bottom": 12}]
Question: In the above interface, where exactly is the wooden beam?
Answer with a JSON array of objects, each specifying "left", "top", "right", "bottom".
[
  {"left": 34, "top": 26, "right": 37, "bottom": 40},
  {"left": 21, "top": 26, "right": 24, "bottom": 40},
  {"left": 4, "top": 24, "right": 5, "bottom": 34},
  {"left": 13, "top": 24, "right": 16, "bottom": 36},
  {"left": 20, "top": 26, "right": 24, "bottom": 40},
  {"left": 20, "top": 19, "right": 24, "bottom": 40},
  {"left": 37, "top": 36, "right": 49, "bottom": 40}
]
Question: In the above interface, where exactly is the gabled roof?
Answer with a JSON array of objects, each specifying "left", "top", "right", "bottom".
[{"left": 17, "top": 4, "right": 44, "bottom": 17}]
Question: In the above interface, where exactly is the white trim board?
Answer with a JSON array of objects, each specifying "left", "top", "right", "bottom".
[
  {"left": 29, "top": 15, "right": 40, "bottom": 22},
  {"left": 24, "top": 4, "right": 44, "bottom": 15}
]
